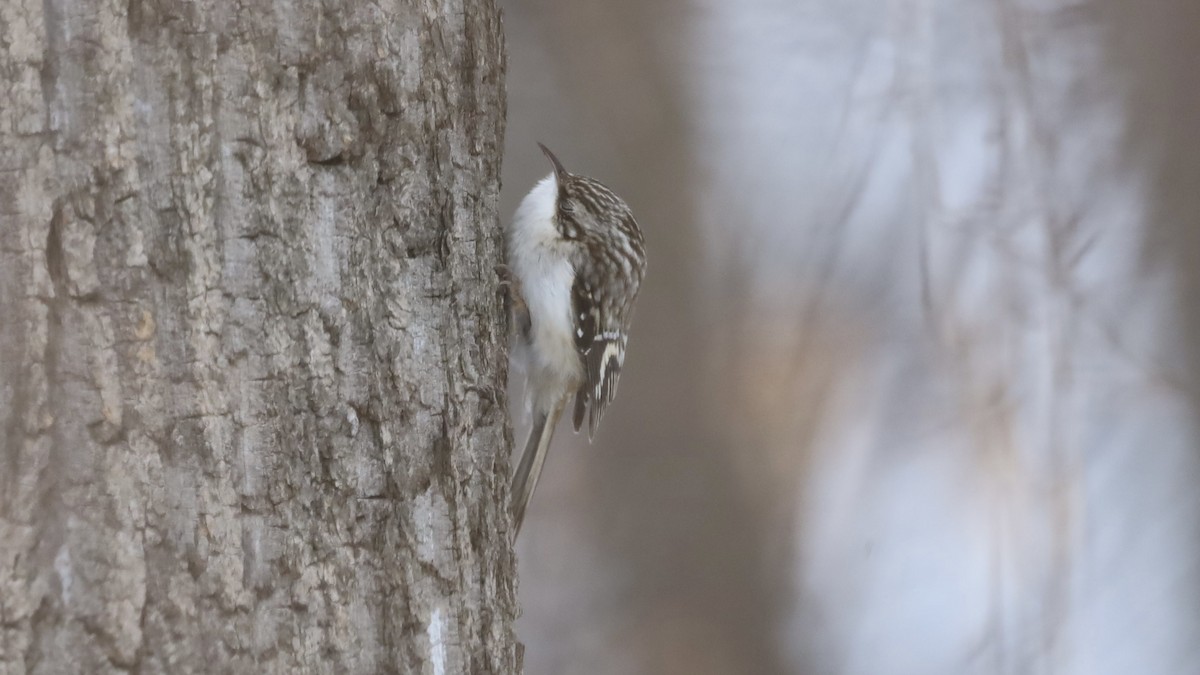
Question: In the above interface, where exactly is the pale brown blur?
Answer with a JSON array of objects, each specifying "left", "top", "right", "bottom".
[{"left": 501, "top": 1, "right": 1200, "bottom": 674}]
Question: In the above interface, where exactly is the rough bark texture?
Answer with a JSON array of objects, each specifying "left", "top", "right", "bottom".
[{"left": 0, "top": 0, "right": 515, "bottom": 672}]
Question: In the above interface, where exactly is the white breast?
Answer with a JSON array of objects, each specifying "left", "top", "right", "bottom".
[{"left": 507, "top": 174, "right": 582, "bottom": 413}]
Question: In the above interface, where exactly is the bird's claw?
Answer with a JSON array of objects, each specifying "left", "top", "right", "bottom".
[
  {"left": 495, "top": 263, "right": 531, "bottom": 337},
  {"left": 495, "top": 263, "right": 515, "bottom": 285}
]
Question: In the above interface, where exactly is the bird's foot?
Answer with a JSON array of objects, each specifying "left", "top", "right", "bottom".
[{"left": 495, "top": 263, "right": 531, "bottom": 337}]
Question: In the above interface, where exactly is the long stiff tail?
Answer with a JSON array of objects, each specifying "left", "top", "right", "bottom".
[{"left": 510, "top": 401, "right": 565, "bottom": 536}]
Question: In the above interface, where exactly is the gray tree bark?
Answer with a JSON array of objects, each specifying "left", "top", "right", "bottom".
[{"left": 0, "top": 0, "right": 516, "bottom": 673}]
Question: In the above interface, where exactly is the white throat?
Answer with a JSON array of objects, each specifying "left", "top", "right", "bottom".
[{"left": 506, "top": 174, "right": 583, "bottom": 413}]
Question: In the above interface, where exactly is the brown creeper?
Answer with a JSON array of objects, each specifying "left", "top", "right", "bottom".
[{"left": 506, "top": 144, "right": 647, "bottom": 535}]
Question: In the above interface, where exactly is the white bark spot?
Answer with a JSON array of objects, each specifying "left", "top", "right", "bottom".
[
  {"left": 429, "top": 605, "right": 447, "bottom": 675},
  {"left": 311, "top": 173, "right": 340, "bottom": 298},
  {"left": 54, "top": 544, "right": 72, "bottom": 605},
  {"left": 414, "top": 487, "right": 454, "bottom": 577}
]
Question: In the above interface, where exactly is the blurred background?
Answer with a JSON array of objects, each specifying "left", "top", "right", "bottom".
[{"left": 498, "top": 0, "right": 1200, "bottom": 673}]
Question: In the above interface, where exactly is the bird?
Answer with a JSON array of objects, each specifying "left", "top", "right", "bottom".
[{"left": 504, "top": 144, "right": 646, "bottom": 536}]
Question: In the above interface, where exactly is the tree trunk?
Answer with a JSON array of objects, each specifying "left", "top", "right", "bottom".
[{"left": 0, "top": 0, "right": 515, "bottom": 672}]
